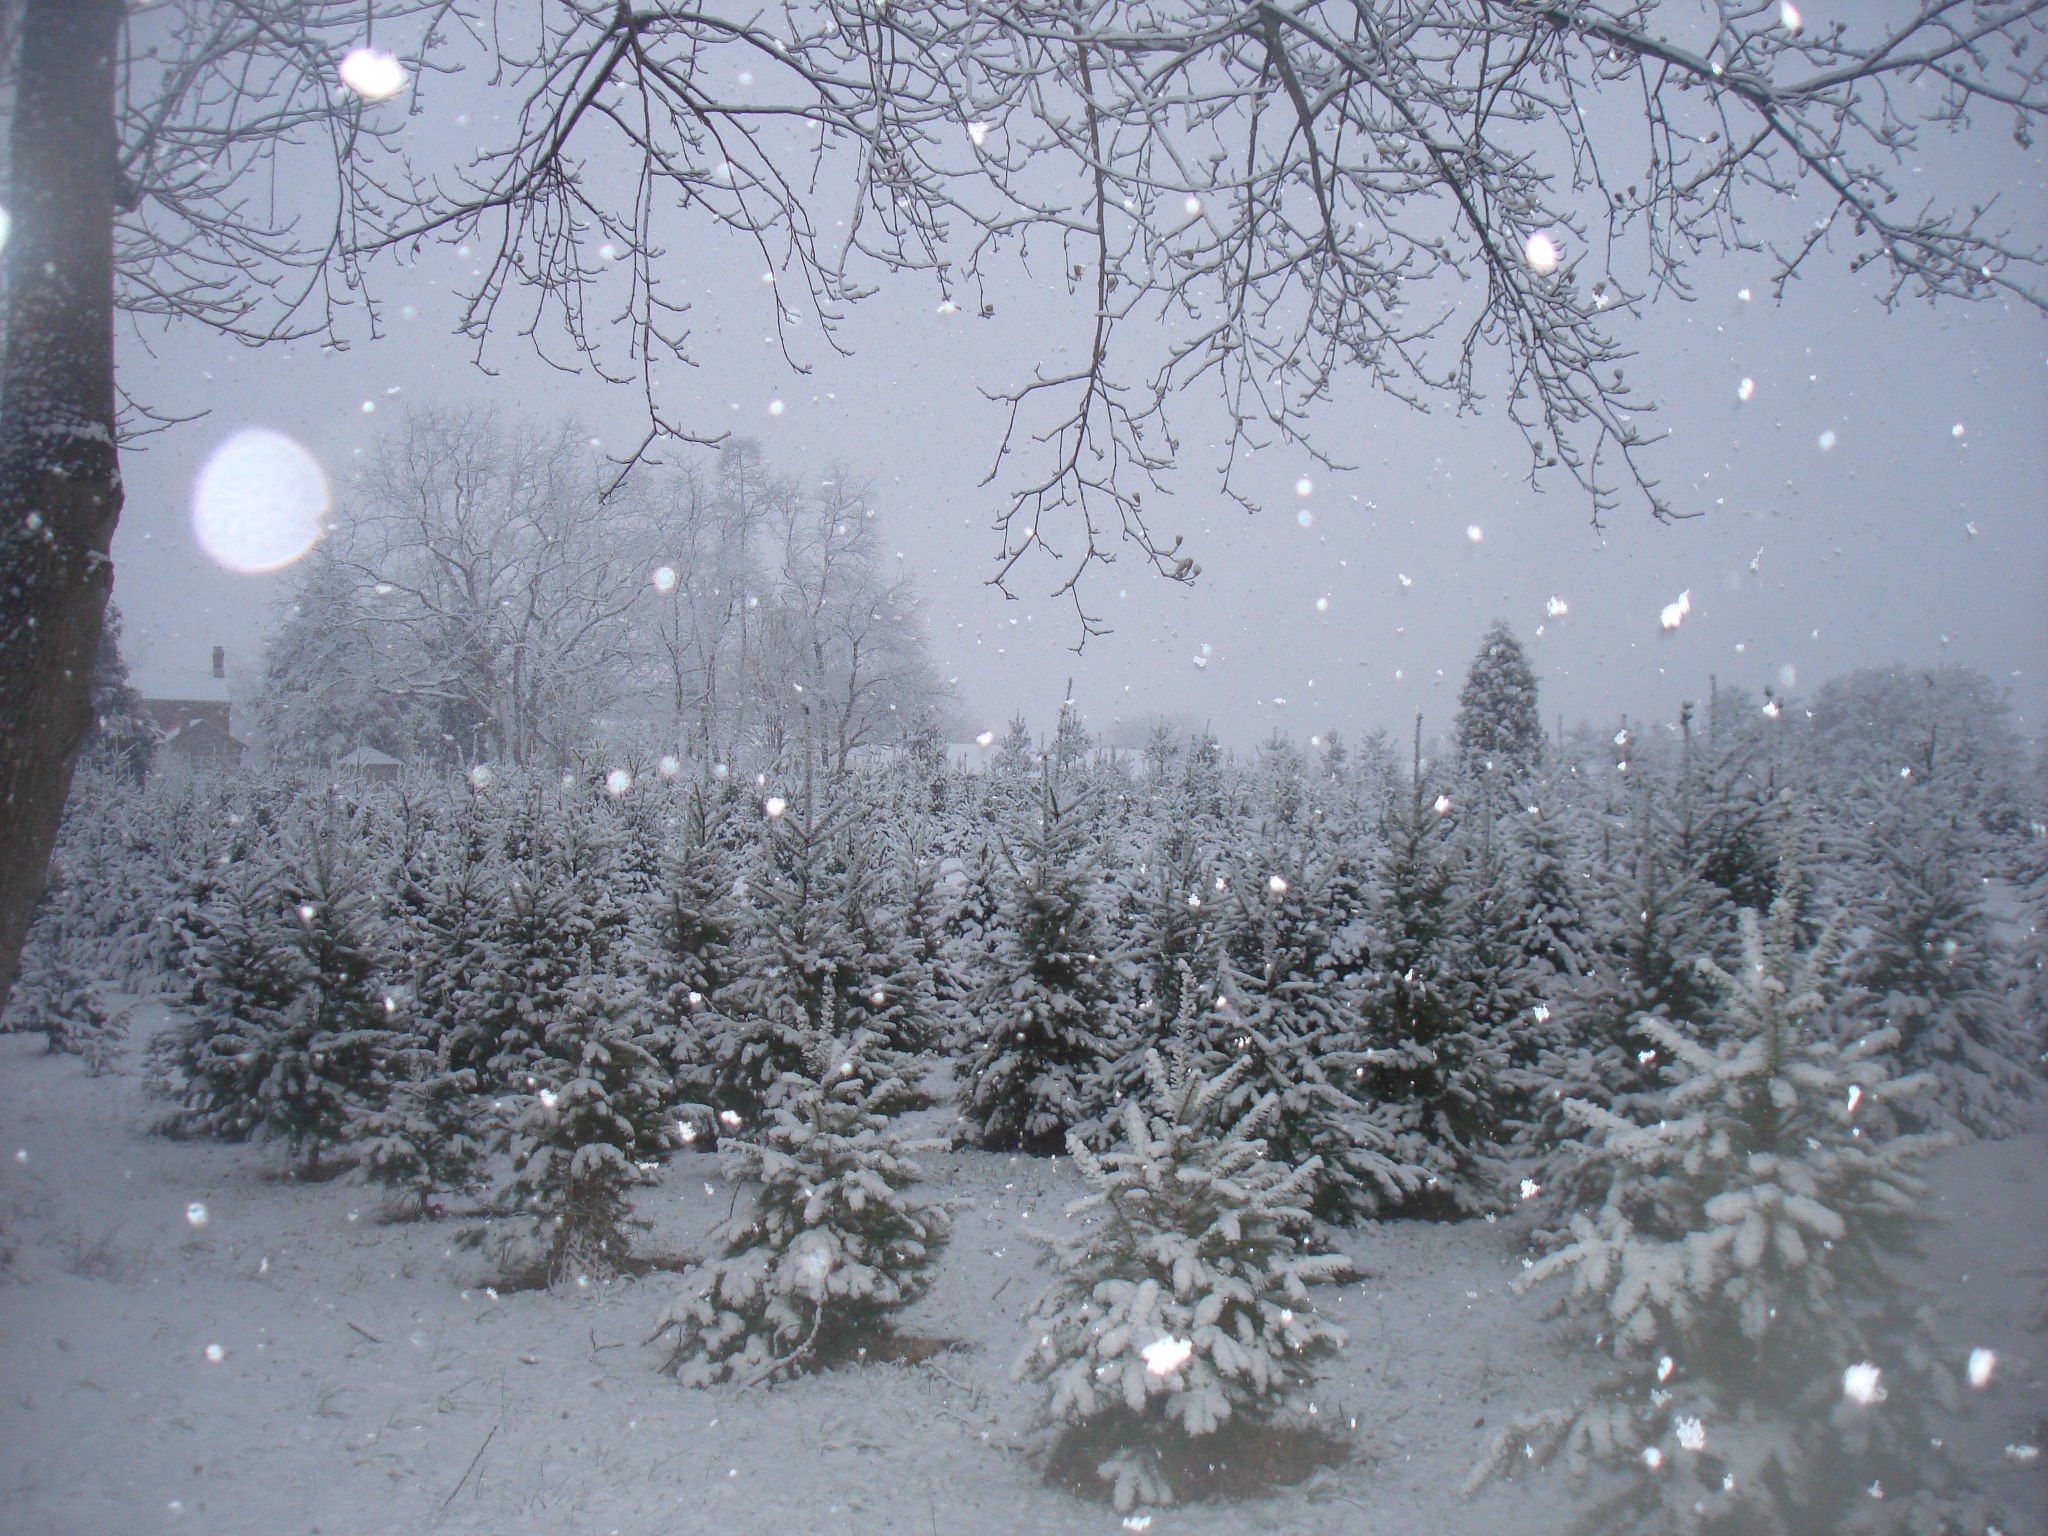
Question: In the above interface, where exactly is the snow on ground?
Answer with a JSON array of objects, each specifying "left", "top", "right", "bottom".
[{"left": 1, "top": 1009, "right": 2042, "bottom": 1536}]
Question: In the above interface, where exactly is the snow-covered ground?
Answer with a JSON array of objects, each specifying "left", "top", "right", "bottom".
[{"left": 2, "top": 1010, "right": 2042, "bottom": 1536}]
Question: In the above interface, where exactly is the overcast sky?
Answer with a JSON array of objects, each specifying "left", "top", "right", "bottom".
[{"left": 109, "top": 35, "right": 2048, "bottom": 754}]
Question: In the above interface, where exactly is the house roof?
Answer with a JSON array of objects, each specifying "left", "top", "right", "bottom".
[
  {"left": 338, "top": 744, "right": 404, "bottom": 769},
  {"left": 133, "top": 668, "right": 232, "bottom": 705},
  {"left": 164, "top": 717, "right": 245, "bottom": 753}
]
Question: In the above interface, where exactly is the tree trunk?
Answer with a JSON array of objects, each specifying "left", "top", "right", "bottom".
[{"left": 0, "top": 0, "right": 125, "bottom": 1017}]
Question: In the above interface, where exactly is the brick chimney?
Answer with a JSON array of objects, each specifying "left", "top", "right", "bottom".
[{"left": 211, "top": 645, "right": 226, "bottom": 680}]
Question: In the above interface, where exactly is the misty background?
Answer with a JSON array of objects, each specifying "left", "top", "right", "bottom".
[{"left": 107, "top": 55, "right": 2048, "bottom": 751}]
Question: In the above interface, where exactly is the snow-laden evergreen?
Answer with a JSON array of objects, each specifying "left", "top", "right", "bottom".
[
  {"left": 1843, "top": 783, "right": 2034, "bottom": 1134},
  {"left": 1473, "top": 886, "right": 1989, "bottom": 1534},
  {"left": 1200, "top": 849, "right": 1419, "bottom": 1222},
  {"left": 151, "top": 844, "right": 305, "bottom": 1143},
  {"left": 504, "top": 967, "right": 675, "bottom": 1283},
  {"left": 264, "top": 808, "right": 399, "bottom": 1173},
  {"left": 1454, "top": 620, "right": 1544, "bottom": 783},
  {"left": 1352, "top": 745, "right": 1507, "bottom": 1214},
  {"left": 658, "top": 1022, "right": 949, "bottom": 1384},
  {"left": 1019, "top": 1049, "right": 1346, "bottom": 1512},
  {"left": 962, "top": 769, "right": 1119, "bottom": 1154}
]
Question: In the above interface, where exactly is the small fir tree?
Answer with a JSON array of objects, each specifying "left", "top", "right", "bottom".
[
  {"left": 1199, "top": 854, "right": 1419, "bottom": 1222},
  {"left": 153, "top": 851, "right": 305, "bottom": 1141},
  {"left": 962, "top": 770, "right": 1119, "bottom": 1154},
  {"left": 261, "top": 814, "right": 399, "bottom": 1173},
  {"left": 653, "top": 788, "right": 743, "bottom": 1144},
  {"left": 1353, "top": 740, "right": 1506, "bottom": 1214},
  {"left": 1844, "top": 787, "right": 2032, "bottom": 1134},
  {"left": 709, "top": 779, "right": 861, "bottom": 1133},
  {"left": 505, "top": 971, "right": 675, "bottom": 1282},
  {"left": 1472, "top": 889, "right": 1982, "bottom": 1535},
  {"left": 356, "top": 1024, "right": 485, "bottom": 1217},
  {"left": 1019, "top": 1050, "right": 1347, "bottom": 1513},
  {"left": 658, "top": 1022, "right": 950, "bottom": 1384}
]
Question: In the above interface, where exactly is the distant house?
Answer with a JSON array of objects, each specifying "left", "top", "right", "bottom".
[
  {"left": 336, "top": 743, "right": 405, "bottom": 783},
  {"left": 137, "top": 644, "right": 246, "bottom": 774}
]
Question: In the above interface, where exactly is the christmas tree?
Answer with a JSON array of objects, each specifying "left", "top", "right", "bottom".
[
  {"left": 1454, "top": 620, "right": 1544, "bottom": 783},
  {"left": 260, "top": 809, "right": 399, "bottom": 1174},
  {"left": 1019, "top": 1050, "right": 1346, "bottom": 1512},
  {"left": 658, "top": 1021, "right": 949, "bottom": 1384},
  {"left": 153, "top": 849, "right": 305, "bottom": 1143},
  {"left": 504, "top": 969, "right": 675, "bottom": 1283},
  {"left": 961, "top": 768, "right": 1119, "bottom": 1154},
  {"left": 1472, "top": 885, "right": 1984, "bottom": 1534}
]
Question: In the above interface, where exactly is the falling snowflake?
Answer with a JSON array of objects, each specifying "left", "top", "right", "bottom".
[
  {"left": 1523, "top": 231, "right": 1562, "bottom": 275},
  {"left": 338, "top": 47, "right": 408, "bottom": 101},
  {"left": 764, "top": 796, "right": 788, "bottom": 818},
  {"left": 1967, "top": 1348, "right": 1997, "bottom": 1388},
  {"left": 1545, "top": 596, "right": 1569, "bottom": 618},
  {"left": 1141, "top": 1336, "right": 1194, "bottom": 1376},
  {"left": 1660, "top": 590, "right": 1692, "bottom": 631},
  {"left": 1842, "top": 1362, "right": 1887, "bottom": 1405},
  {"left": 186, "top": 1202, "right": 210, "bottom": 1228}
]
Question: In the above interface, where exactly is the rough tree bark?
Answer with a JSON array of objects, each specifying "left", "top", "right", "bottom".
[{"left": 0, "top": 0, "right": 125, "bottom": 1017}]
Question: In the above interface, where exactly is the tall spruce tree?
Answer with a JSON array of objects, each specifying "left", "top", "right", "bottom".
[{"left": 1455, "top": 620, "right": 1543, "bottom": 783}]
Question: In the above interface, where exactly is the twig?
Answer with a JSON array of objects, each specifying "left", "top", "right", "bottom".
[
  {"left": 741, "top": 1300, "right": 825, "bottom": 1389},
  {"left": 441, "top": 1421, "right": 499, "bottom": 1509},
  {"left": 346, "top": 1321, "right": 383, "bottom": 1344},
  {"left": 590, "top": 1328, "right": 621, "bottom": 1354}
]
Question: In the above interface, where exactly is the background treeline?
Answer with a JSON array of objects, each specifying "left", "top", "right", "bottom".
[{"left": 18, "top": 629, "right": 2043, "bottom": 1218}]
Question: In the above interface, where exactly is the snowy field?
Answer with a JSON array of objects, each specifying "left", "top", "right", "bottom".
[{"left": 2, "top": 1010, "right": 2042, "bottom": 1536}]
